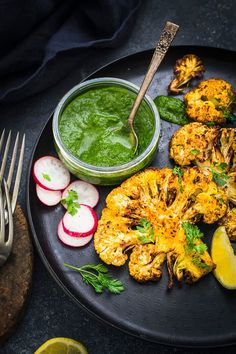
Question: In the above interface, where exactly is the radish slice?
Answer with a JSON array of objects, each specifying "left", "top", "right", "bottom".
[
  {"left": 36, "top": 184, "right": 62, "bottom": 206},
  {"left": 62, "top": 180, "right": 99, "bottom": 208},
  {"left": 58, "top": 220, "right": 93, "bottom": 247},
  {"left": 62, "top": 204, "right": 98, "bottom": 237},
  {"left": 33, "top": 156, "right": 70, "bottom": 191}
]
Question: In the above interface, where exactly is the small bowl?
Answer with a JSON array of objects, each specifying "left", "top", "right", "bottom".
[{"left": 52, "top": 77, "right": 160, "bottom": 185}]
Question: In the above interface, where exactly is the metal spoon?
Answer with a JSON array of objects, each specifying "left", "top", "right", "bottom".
[{"left": 128, "top": 21, "right": 179, "bottom": 153}]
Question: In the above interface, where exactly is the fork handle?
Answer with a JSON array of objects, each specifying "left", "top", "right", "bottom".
[{"left": 128, "top": 21, "right": 179, "bottom": 126}]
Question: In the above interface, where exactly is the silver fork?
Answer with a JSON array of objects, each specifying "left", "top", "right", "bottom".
[{"left": 0, "top": 130, "right": 25, "bottom": 266}]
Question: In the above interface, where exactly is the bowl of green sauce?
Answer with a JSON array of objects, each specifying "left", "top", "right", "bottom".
[{"left": 52, "top": 77, "right": 160, "bottom": 185}]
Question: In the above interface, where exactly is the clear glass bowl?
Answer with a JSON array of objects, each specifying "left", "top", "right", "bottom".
[{"left": 52, "top": 77, "right": 160, "bottom": 185}]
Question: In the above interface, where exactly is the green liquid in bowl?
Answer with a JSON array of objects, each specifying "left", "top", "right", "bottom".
[{"left": 58, "top": 86, "right": 155, "bottom": 167}]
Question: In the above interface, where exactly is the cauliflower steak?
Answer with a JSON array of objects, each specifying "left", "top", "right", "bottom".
[{"left": 94, "top": 167, "right": 227, "bottom": 286}]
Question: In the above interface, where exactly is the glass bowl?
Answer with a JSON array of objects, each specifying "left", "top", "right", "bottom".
[{"left": 52, "top": 77, "right": 160, "bottom": 185}]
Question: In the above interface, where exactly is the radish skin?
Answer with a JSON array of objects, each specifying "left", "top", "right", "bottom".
[
  {"left": 33, "top": 156, "right": 70, "bottom": 191},
  {"left": 58, "top": 220, "right": 93, "bottom": 247},
  {"left": 62, "top": 204, "right": 98, "bottom": 237},
  {"left": 36, "top": 184, "right": 62, "bottom": 206}
]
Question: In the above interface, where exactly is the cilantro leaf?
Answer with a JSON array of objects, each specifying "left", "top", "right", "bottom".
[
  {"left": 192, "top": 255, "right": 211, "bottom": 270},
  {"left": 212, "top": 171, "right": 229, "bottom": 187},
  {"left": 173, "top": 166, "right": 184, "bottom": 192},
  {"left": 182, "top": 222, "right": 208, "bottom": 256},
  {"left": 61, "top": 189, "right": 80, "bottom": 215},
  {"left": 190, "top": 149, "right": 200, "bottom": 155},
  {"left": 42, "top": 173, "right": 51, "bottom": 182},
  {"left": 136, "top": 218, "right": 155, "bottom": 244}
]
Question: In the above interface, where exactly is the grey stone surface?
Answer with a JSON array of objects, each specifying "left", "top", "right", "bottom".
[{"left": 0, "top": 0, "right": 236, "bottom": 353}]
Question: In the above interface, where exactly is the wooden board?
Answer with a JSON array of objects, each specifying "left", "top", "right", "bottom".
[{"left": 0, "top": 204, "right": 33, "bottom": 344}]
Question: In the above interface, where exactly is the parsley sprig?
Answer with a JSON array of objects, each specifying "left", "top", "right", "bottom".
[
  {"left": 182, "top": 222, "right": 208, "bottom": 256},
  {"left": 61, "top": 190, "right": 80, "bottom": 216},
  {"left": 136, "top": 218, "right": 155, "bottom": 244},
  {"left": 173, "top": 166, "right": 184, "bottom": 192},
  {"left": 64, "top": 263, "right": 124, "bottom": 294},
  {"left": 210, "top": 162, "right": 229, "bottom": 187}
]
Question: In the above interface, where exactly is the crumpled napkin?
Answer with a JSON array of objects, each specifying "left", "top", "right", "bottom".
[{"left": 0, "top": 0, "right": 141, "bottom": 102}]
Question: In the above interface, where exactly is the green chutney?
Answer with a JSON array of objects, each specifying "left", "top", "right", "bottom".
[{"left": 59, "top": 86, "right": 155, "bottom": 167}]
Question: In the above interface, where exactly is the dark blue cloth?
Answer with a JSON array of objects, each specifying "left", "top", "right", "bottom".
[{"left": 0, "top": 0, "right": 141, "bottom": 102}]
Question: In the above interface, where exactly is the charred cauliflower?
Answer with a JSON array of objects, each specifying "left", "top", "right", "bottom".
[
  {"left": 219, "top": 208, "right": 236, "bottom": 241},
  {"left": 94, "top": 167, "right": 227, "bottom": 287},
  {"left": 184, "top": 78, "right": 236, "bottom": 124},
  {"left": 168, "top": 54, "right": 205, "bottom": 94},
  {"left": 169, "top": 123, "right": 236, "bottom": 205},
  {"left": 169, "top": 122, "right": 219, "bottom": 166}
]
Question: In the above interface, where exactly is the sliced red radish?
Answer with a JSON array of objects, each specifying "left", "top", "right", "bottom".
[
  {"left": 36, "top": 184, "right": 62, "bottom": 206},
  {"left": 58, "top": 220, "right": 93, "bottom": 247},
  {"left": 33, "top": 156, "right": 70, "bottom": 191},
  {"left": 62, "top": 204, "right": 98, "bottom": 237},
  {"left": 62, "top": 180, "right": 99, "bottom": 208}
]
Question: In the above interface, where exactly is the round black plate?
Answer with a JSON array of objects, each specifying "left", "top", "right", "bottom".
[{"left": 27, "top": 46, "right": 236, "bottom": 348}]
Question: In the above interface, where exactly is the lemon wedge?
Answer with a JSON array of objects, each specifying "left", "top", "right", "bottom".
[
  {"left": 211, "top": 226, "right": 236, "bottom": 289},
  {"left": 34, "top": 337, "right": 88, "bottom": 354}
]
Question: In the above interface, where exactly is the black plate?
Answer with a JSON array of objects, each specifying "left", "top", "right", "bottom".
[{"left": 27, "top": 46, "right": 236, "bottom": 348}]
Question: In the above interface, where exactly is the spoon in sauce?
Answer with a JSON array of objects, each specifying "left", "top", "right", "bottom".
[{"left": 128, "top": 21, "right": 179, "bottom": 153}]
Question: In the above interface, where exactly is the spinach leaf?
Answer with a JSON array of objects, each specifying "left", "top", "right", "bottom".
[{"left": 154, "top": 96, "right": 189, "bottom": 125}]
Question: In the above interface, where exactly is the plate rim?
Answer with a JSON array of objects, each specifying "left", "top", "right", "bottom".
[{"left": 26, "top": 45, "right": 236, "bottom": 348}]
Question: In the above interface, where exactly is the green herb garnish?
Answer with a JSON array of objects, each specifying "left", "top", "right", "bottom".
[
  {"left": 205, "top": 162, "right": 229, "bottom": 187},
  {"left": 182, "top": 222, "right": 207, "bottom": 255},
  {"left": 61, "top": 190, "right": 80, "bottom": 216},
  {"left": 218, "top": 197, "right": 225, "bottom": 205},
  {"left": 217, "top": 162, "right": 228, "bottom": 171},
  {"left": 64, "top": 263, "right": 124, "bottom": 294},
  {"left": 192, "top": 255, "right": 211, "bottom": 270},
  {"left": 190, "top": 149, "right": 200, "bottom": 155},
  {"left": 205, "top": 122, "right": 216, "bottom": 126},
  {"left": 212, "top": 170, "right": 229, "bottom": 187},
  {"left": 173, "top": 166, "right": 184, "bottom": 192},
  {"left": 42, "top": 173, "right": 51, "bottom": 182},
  {"left": 136, "top": 218, "right": 155, "bottom": 244},
  {"left": 154, "top": 96, "right": 189, "bottom": 125}
]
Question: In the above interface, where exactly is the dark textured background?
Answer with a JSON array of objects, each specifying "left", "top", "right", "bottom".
[{"left": 1, "top": 0, "right": 236, "bottom": 353}]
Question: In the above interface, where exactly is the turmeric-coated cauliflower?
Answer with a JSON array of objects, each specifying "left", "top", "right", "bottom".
[
  {"left": 168, "top": 54, "right": 205, "bottom": 94},
  {"left": 94, "top": 167, "right": 227, "bottom": 287},
  {"left": 219, "top": 208, "right": 236, "bottom": 241},
  {"left": 184, "top": 78, "right": 236, "bottom": 124},
  {"left": 169, "top": 122, "right": 219, "bottom": 166}
]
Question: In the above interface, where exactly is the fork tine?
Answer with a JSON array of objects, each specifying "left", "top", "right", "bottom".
[
  {"left": 0, "top": 185, "right": 5, "bottom": 245},
  {"left": 0, "top": 130, "right": 11, "bottom": 183},
  {"left": 4, "top": 180, "right": 13, "bottom": 249},
  {"left": 11, "top": 134, "right": 25, "bottom": 213},
  {"left": 0, "top": 130, "right": 5, "bottom": 153},
  {"left": 7, "top": 132, "right": 19, "bottom": 189}
]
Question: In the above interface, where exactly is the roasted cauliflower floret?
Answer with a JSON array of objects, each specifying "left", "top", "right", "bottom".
[
  {"left": 169, "top": 122, "right": 219, "bottom": 166},
  {"left": 94, "top": 208, "right": 140, "bottom": 266},
  {"left": 168, "top": 54, "right": 205, "bottom": 94},
  {"left": 167, "top": 226, "right": 215, "bottom": 288},
  {"left": 224, "top": 172, "right": 236, "bottom": 205},
  {"left": 184, "top": 78, "right": 236, "bottom": 124},
  {"left": 128, "top": 244, "right": 166, "bottom": 282},
  {"left": 94, "top": 167, "right": 228, "bottom": 287},
  {"left": 219, "top": 208, "right": 236, "bottom": 241}
]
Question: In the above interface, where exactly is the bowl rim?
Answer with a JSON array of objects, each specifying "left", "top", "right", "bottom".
[{"left": 52, "top": 77, "right": 161, "bottom": 174}]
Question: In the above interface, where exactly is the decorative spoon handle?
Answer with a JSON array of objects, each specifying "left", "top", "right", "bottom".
[{"left": 128, "top": 21, "right": 179, "bottom": 127}]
